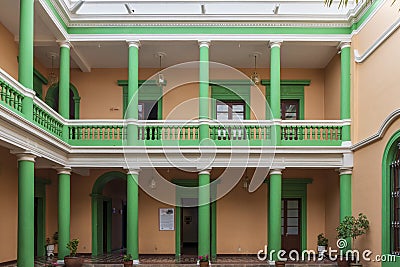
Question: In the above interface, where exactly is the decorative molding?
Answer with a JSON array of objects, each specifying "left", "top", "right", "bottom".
[
  {"left": 339, "top": 167, "right": 353, "bottom": 175},
  {"left": 56, "top": 167, "right": 72, "bottom": 175},
  {"left": 13, "top": 152, "right": 37, "bottom": 162},
  {"left": 270, "top": 168, "right": 284, "bottom": 175},
  {"left": 198, "top": 169, "right": 211, "bottom": 175},
  {"left": 126, "top": 168, "right": 140, "bottom": 175},
  {"left": 127, "top": 40, "right": 141, "bottom": 48},
  {"left": 58, "top": 40, "right": 72, "bottom": 49},
  {"left": 269, "top": 40, "right": 283, "bottom": 48},
  {"left": 198, "top": 40, "right": 211, "bottom": 48},
  {"left": 339, "top": 41, "right": 351, "bottom": 50},
  {"left": 354, "top": 16, "right": 400, "bottom": 63},
  {"left": 352, "top": 109, "right": 400, "bottom": 151}
]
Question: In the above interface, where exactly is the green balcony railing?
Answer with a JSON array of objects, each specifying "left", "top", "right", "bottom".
[
  {"left": 33, "top": 101, "right": 64, "bottom": 139},
  {"left": 281, "top": 121, "right": 344, "bottom": 146},
  {"left": 68, "top": 121, "right": 125, "bottom": 146},
  {"left": 0, "top": 68, "right": 346, "bottom": 148},
  {"left": 0, "top": 75, "right": 24, "bottom": 114}
]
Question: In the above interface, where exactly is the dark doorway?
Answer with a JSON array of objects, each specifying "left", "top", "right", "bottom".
[
  {"left": 281, "top": 99, "right": 299, "bottom": 120},
  {"left": 122, "top": 203, "right": 127, "bottom": 249},
  {"left": 103, "top": 201, "right": 108, "bottom": 253},
  {"left": 54, "top": 90, "right": 76, "bottom": 119},
  {"left": 139, "top": 101, "right": 158, "bottom": 120},
  {"left": 281, "top": 198, "right": 301, "bottom": 253},
  {"left": 181, "top": 207, "right": 198, "bottom": 255}
]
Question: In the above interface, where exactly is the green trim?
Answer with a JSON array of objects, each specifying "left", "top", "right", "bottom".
[
  {"left": 340, "top": 46, "right": 351, "bottom": 141},
  {"left": 172, "top": 179, "right": 217, "bottom": 260},
  {"left": 127, "top": 172, "right": 139, "bottom": 260},
  {"left": 91, "top": 171, "right": 126, "bottom": 256},
  {"left": 45, "top": 83, "right": 81, "bottom": 119},
  {"left": 43, "top": 0, "right": 68, "bottom": 30},
  {"left": 281, "top": 178, "right": 312, "bottom": 251},
  {"left": 211, "top": 83, "right": 251, "bottom": 120},
  {"left": 33, "top": 69, "right": 48, "bottom": 99},
  {"left": 263, "top": 80, "right": 310, "bottom": 120},
  {"left": 68, "top": 26, "right": 352, "bottom": 35},
  {"left": 34, "top": 178, "right": 48, "bottom": 257},
  {"left": 268, "top": 172, "right": 282, "bottom": 260},
  {"left": 118, "top": 80, "right": 163, "bottom": 119},
  {"left": 382, "top": 130, "right": 400, "bottom": 266},
  {"left": 58, "top": 172, "right": 70, "bottom": 259}
]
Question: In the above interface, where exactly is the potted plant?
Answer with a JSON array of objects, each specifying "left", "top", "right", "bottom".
[
  {"left": 64, "top": 239, "right": 84, "bottom": 267},
  {"left": 317, "top": 233, "right": 328, "bottom": 257},
  {"left": 198, "top": 254, "right": 209, "bottom": 267},
  {"left": 123, "top": 254, "right": 133, "bottom": 267},
  {"left": 336, "top": 213, "right": 370, "bottom": 267}
]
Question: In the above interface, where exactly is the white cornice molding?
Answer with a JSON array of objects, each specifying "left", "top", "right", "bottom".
[
  {"left": 352, "top": 109, "right": 400, "bottom": 151},
  {"left": 354, "top": 16, "right": 400, "bottom": 63}
]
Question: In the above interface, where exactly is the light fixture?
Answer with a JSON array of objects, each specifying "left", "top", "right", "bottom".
[
  {"left": 156, "top": 52, "right": 166, "bottom": 87},
  {"left": 201, "top": 4, "right": 206, "bottom": 14},
  {"left": 149, "top": 177, "right": 157, "bottom": 189},
  {"left": 243, "top": 172, "right": 249, "bottom": 189},
  {"left": 273, "top": 4, "right": 280, "bottom": 15},
  {"left": 47, "top": 52, "right": 58, "bottom": 86},
  {"left": 250, "top": 53, "right": 261, "bottom": 85}
]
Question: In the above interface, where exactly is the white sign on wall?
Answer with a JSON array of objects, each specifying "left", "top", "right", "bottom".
[{"left": 159, "top": 208, "right": 175, "bottom": 231}]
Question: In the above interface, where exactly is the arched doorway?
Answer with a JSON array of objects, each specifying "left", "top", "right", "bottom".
[
  {"left": 45, "top": 83, "right": 81, "bottom": 119},
  {"left": 91, "top": 171, "right": 127, "bottom": 255}
]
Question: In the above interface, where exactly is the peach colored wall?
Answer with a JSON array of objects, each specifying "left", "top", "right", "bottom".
[
  {"left": 0, "top": 148, "right": 18, "bottom": 262},
  {"left": 351, "top": 119, "right": 400, "bottom": 266},
  {"left": 47, "top": 66, "right": 330, "bottom": 121},
  {"left": 0, "top": 23, "right": 19, "bottom": 79},
  {"left": 352, "top": 27, "right": 400, "bottom": 143},
  {"left": 217, "top": 181, "right": 268, "bottom": 254},
  {"left": 324, "top": 54, "right": 341, "bottom": 120},
  {"left": 356, "top": 0, "right": 400, "bottom": 55}
]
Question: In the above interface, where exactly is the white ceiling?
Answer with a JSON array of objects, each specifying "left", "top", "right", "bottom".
[{"left": 0, "top": 0, "right": 345, "bottom": 70}]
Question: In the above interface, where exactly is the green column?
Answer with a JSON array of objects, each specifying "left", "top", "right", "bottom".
[
  {"left": 18, "top": 0, "right": 34, "bottom": 120},
  {"left": 199, "top": 41, "right": 210, "bottom": 140},
  {"left": 270, "top": 41, "right": 282, "bottom": 145},
  {"left": 126, "top": 41, "right": 140, "bottom": 146},
  {"left": 198, "top": 170, "right": 211, "bottom": 258},
  {"left": 339, "top": 168, "right": 352, "bottom": 250},
  {"left": 268, "top": 169, "right": 282, "bottom": 261},
  {"left": 127, "top": 169, "right": 139, "bottom": 263},
  {"left": 91, "top": 193, "right": 101, "bottom": 256},
  {"left": 17, "top": 153, "right": 36, "bottom": 267},
  {"left": 58, "top": 168, "right": 71, "bottom": 259},
  {"left": 59, "top": 42, "right": 71, "bottom": 119},
  {"left": 340, "top": 42, "right": 351, "bottom": 141}
]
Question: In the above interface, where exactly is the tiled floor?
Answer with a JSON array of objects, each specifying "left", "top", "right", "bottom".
[{"left": 1, "top": 254, "right": 338, "bottom": 266}]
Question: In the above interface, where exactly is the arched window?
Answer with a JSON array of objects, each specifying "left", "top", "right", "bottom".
[
  {"left": 45, "top": 83, "right": 80, "bottom": 119},
  {"left": 390, "top": 144, "right": 400, "bottom": 255}
]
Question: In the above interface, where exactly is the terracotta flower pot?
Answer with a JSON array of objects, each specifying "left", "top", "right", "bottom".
[
  {"left": 200, "top": 261, "right": 209, "bottom": 267},
  {"left": 123, "top": 260, "right": 133, "bottom": 267},
  {"left": 275, "top": 261, "right": 286, "bottom": 267},
  {"left": 64, "top": 256, "right": 84, "bottom": 267}
]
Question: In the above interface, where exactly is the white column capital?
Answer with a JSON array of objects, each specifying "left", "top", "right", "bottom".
[
  {"left": 269, "top": 168, "right": 284, "bottom": 176},
  {"left": 198, "top": 40, "right": 211, "bottom": 48},
  {"left": 11, "top": 150, "right": 37, "bottom": 162},
  {"left": 339, "top": 41, "right": 351, "bottom": 50},
  {"left": 127, "top": 168, "right": 140, "bottom": 176},
  {"left": 56, "top": 167, "right": 72, "bottom": 175},
  {"left": 198, "top": 168, "right": 211, "bottom": 175},
  {"left": 58, "top": 40, "right": 72, "bottom": 49},
  {"left": 127, "top": 40, "right": 141, "bottom": 49},
  {"left": 339, "top": 167, "right": 352, "bottom": 175},
  {"left": 269, "top": 40, "right": 283, "bottom": 49}
]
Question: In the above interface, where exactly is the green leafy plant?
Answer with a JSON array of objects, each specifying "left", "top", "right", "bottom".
[
  {"left": 336, "top": 213, "right": 369, "bottom": 252},
  {"left": 123, "top": 254, "right": 132, "bottom": 262},
  {"left": 198, "top": 254, "right": 209, "bottom": 262},
  {"left": 52, "top": 232, "right": 58, "bottom": 244},
  {"left": 317, "top": 233, "right": 329, "bottom": 246},
  {"left": 66, "top": 239, "right": 80, "bottom": 257}
]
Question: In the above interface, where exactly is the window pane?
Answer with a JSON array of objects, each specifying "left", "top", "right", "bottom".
[
  {"left": 217, "top": 113, "right": 229, "bottom": 120},
  {"left": 285, "top": 112, "right": 297, "bottom": 120},
  {"left": 287, "top": 227, "right": 299, "bottom": 235},
  {"left": 287, "top": 200, "right": 298, "bottom": 209},
  {"left": 232, "top": 104, "right": 244, "bottom": 112},
  {"left": 232, "top": 113, "right": 244, "bottom": 120},
  {"left": 286, "top": 104, "right": 297, "bottom": 113},
  {"left": 217, "top": 104, "right": 228, "bottom": 112},
  {"left": 287, "top": 218, "right": 299, "bottom": 226},
  {"left": 287, "top": 209, "right": 299, "bottom": 217}
]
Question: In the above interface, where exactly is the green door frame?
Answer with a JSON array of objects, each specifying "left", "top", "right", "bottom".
[
  {"left": 91, "top": 171, "right": 126, "bottom": 256},
  {"left": 44, "top": 83, "right": 81, "bottom": 119},
  {"left": 173, "top": 179, "right": 217, "bottom": 261},
  {"left": 382, "top": 130, "right": 400, "bottom": 266},
  {"left": 281, "top": 178, "right": 312, "bottom": 251},
  {"left": 34, "top": 178, "right": 50, "bottom": 257}
]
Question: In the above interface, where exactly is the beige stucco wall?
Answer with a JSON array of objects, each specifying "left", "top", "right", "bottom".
[
  {"left": 324, "top": 54, "right": 341, "bottom": 120},
  {"left": 0, "top": 147, "right": 18, "bottom": 262}
]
